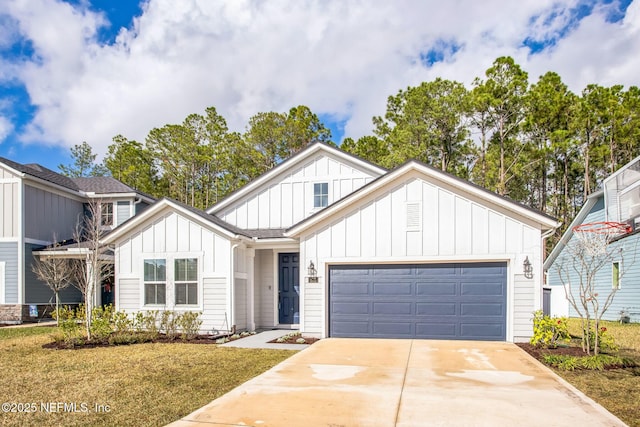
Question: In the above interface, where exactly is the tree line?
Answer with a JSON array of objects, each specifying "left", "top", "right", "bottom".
[{"left": 60, "top": 56, "right": 640, "bottom": 244}]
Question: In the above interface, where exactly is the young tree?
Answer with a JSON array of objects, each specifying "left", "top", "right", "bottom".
[
  {"left": 31, "top": 238, "right": 75, "bottom": 325},
  {"left": 555, "top": 226, "right": 637, "bottom": 355},
  {"left": 59, "top": 141, "right": 108, "bottom": 177},
  {"left": 71, "top": 199, "right": 112, "bottom": 340}
]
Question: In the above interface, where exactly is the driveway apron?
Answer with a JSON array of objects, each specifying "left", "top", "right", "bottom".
[{"left": 168, "top": 338, "right": 625, "bottom": 427}]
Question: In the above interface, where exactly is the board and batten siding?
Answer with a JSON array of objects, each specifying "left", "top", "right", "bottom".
[
  {"left": 23, "top": 185, "right": 84, "bottom": 242},
  {"left": 115, "top": 210, "right": 233, "bottom": 333},
  {"left": 547, "top": 196, "right": 640, "bottom": 322},
  {"left": 0, "top": 242, "right": 18, "bottom": 303},
  {"left": 24, "top": 243, "right": 82, "bottom": 304},
  {"left": 0, "top": 168, "right": 19, "bottom": 238},
  {"left": 299, "top": 175, "right": 543, "bottom": 340},
  {"left": 219, "top": 153, "right": 377, "bottom": 229},
  {"left": 116, "top": 211, "right": 231, "bottom": 277}
]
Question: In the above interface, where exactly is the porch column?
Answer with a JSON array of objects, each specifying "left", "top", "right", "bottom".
[{"left": 247, "top": 248, "right": 256, "bottom": 331}]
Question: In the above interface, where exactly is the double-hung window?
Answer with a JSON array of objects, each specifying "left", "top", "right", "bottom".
[
  {"left": 175, "top": 258, "right": 198, "bottom": 305},
  {"left": 101, "top": 202, "right": 114, "bottom": 226},
  {"left": 144, "top": 259, "right": 166, "bottom": 305},
  {"left": 314, "top": 182, "right": 329, "bottom": 208}
]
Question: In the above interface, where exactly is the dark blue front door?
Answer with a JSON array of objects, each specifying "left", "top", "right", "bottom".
[{"left": 278, "top": 253, "right": 300, "bottom": 324}]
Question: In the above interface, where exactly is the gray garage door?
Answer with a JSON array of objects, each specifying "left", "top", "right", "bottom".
[{"left": 329, "top": 262, "right": 507, "bottom": 340}]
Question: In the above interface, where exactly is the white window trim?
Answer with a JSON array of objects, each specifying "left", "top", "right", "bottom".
[
  {"left": 143, "top": 259, "right": 167, "bottom": 307},
  {"left": 174, "top": 258, "right": 199, "bottom": 307},
  {"left": 140, "top": 254, "right": 203, "bottom": 311},
  {"left": 313, "top": 182, "right": 329, "bottom": 209},
  {"left": 612, "top": 261, "right": 621, "bottom": 290},
  {"left": 0, "top": 262, "right": 5, "bottom": 304}
]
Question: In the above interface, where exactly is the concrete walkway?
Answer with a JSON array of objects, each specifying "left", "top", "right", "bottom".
[
  {"left": 220, "top": 329, "right": 310, "bottom": 351},
  {"left": 0, "top": 320, "right": 56, "bottom": 328},
  {"left": 169, "top": 339, "right": 625, "bottom": 427}
]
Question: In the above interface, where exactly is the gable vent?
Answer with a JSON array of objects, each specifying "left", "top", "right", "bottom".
[{"left": 406, "top": 202, "right": 421, "bottom": 231}]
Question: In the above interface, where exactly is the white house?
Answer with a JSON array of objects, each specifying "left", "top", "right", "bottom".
[{"left": 103, "top": 143, "right": 560, "bottom": 342}]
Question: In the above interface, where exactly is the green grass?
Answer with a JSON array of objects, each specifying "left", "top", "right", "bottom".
[
  {"left": 0, "top": 327, "right": 296, "bottom": 426},
  {"left": 555, "top": 319, "right": 640, "bottom": 427}
]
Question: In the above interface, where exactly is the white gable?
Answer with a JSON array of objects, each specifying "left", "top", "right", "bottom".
[
  {"left": 214, "top": 149, "right": 383, "bottom": 229},
  {"left": 300, "top": 174, "right": 543, "bottom": 263}
]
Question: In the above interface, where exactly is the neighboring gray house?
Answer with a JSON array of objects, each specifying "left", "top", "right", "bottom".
[
  {"left": 0, "top": 157, "right": 153, "bottom": 323},
  {"left": 545, "top": 156, "right": 640, "bottom": 323}
]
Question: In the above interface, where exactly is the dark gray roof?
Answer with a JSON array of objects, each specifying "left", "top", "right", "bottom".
[
  {"left": 243, "top": 228, "right": 287, "bottom": 239},
  {"left": 71, "top": 177, "right": 137, "bottom": 193},
  {"left": 0, "top": 157, "right": 79, "bottom": 191}
]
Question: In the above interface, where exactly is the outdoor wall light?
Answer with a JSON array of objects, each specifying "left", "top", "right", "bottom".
[
  {"left": 523, "top": 256, "right": 534, "bottom": 279},
  {"left": 307, "top": 261, "right": 319, "bottom": 283}
]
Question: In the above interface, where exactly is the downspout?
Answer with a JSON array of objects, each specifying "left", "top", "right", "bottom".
[
  {"left": 229, "top": 242, "right": 240, "bottom": 334},
  {"left": 132, "top": 196, "right": 143, "bottom": 217}
]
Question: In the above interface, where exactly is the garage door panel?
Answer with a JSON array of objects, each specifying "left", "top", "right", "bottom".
[
  {"left": 374, "top": 282, "right": 412, "bottom": 295},
  {"left": 331, "top": 282, "right": 369, "bottom": 296},
  {"left": 374, "top": 266, "right": 413, "bottom": 276},
  {"left": 332, "top": 302, "right": 370, "bottom": 315},
  {"left": 460, "top": 263, "right": 505, "bottom": 275},
  {"left": 373, "top": 321, "right": 413, "bottom": 336},
  {"left": 415, "top": 265, "right": 458, "bottom": 276},
  {"left": 329, "top": 262, "right": 507, "bottom": 341},
  {"left": 374, "top": 302, "right": 412, "bottom": 315},
  {"left": 461, "top": 282, "right": 504, "bottom": 296},
  {"left": 416, "top": 323, "right": 456, "bottom": 337},
  {"left": 332, "top": 321, "right": 370, "bottom": 335},
  {"left": 460, "top": 323, "right": 504, "bottom": 339},
  {"left": 416, "top": 281, "right": 457, "bottom": 296},
  {"left": 461, "top": 303, "right": 504, "bottom": 316},
  {"left": 417, "top": 302, "right": 457, "bottom": 316}
]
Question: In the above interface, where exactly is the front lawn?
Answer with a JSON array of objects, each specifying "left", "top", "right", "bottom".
[
  {"left": 551, "top": 319, "right": 640, "bottom": 427},
  {"left": 0, "top": 327, "right": 296, "bottom": 426}
]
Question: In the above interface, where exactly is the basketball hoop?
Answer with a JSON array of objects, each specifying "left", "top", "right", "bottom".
[{"left": 572, "top": 221, "right": 631, "bottom": 256}]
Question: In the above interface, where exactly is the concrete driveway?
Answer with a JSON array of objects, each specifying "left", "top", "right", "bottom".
[{"left": 169, "top": 339, "right": 625, "bottom": 427}]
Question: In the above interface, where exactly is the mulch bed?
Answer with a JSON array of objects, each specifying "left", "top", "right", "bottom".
[
  {"left": 42, "top": 333, "right": 230, "bottom": 350},
  {"left": 516, "top": 342, "right": 588, "bottom": 359},
  {"left": 268, "top": 336, "right": 320, "bottom": 345}
]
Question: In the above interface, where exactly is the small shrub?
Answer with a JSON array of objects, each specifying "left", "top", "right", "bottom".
[
  {"left": 216, "top": 337, "right": 229, "bottom": 344},
  {"left": 113, "top": 311, "right": 133, "bottom": 334},
  {"left": 160, "top": 311, "right": 179, "bottom": 338},
  {"left": 596, "top": 327, "right": 619, "bottom": 353},
  {"left": 296, "top": 338, "right": 306, "bottom": 344},
  {"left": 530, "top": 310, "right": 570, "bottom": 348},
  {"left": 90, "top": 305, "right": 115, "bottom": 340},
  {"left": 108, "top": 332, "right": 155, "bottom": 346},
  {"left": 177, "top": 311, "right": 202, "bottom": 340}
]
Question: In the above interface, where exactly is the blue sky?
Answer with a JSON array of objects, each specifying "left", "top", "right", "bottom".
[{"left": 0, "top": 0, "right": 637, "bottom": 172}]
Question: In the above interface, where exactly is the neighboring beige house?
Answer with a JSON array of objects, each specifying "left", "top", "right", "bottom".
[
  {"left": 0, "top": 157, "right": 153, "bottom": 323},
  {"left": 104, "top": 143, "right": 559, "bottom": 342}
]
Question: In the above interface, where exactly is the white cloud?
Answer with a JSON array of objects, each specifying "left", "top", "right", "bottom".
[
  {"left": 1, "top": 0, "right": 639, "bottom": 157},
  {"left": 0, "top": 115, "right": 13, "bottom": 142}
]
